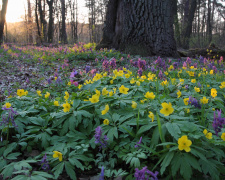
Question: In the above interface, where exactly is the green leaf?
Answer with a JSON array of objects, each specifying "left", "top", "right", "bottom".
[
  {"left": 180, "top": 158, "right": 192, "bottom": 180},
  {"left": 6, "top": 152, "right": 21, "bottom": 160},
  {"left": 137, "top": 123, "right": 157, "bottom": 135},
  {"left": 53, "top": 162, "right": 64, "bottom": 179},
  {"left": 3, "top": 142, "right": 17, "bottom": 157},
  {"left": 183, "top": 153, "right": 201, "bottom": 172},
  {"left": 65, "top": 161, "right": 77, "bottom": 180},
  {"left": 32, "top": 171, "right": 54, "bottom": 179},
  {"left": 165, "top": 122, "right": 181, "bottom": 140},
  {"left": 11, "top": 175, "right": 28, "bottom": 180},
  {"left": 69, "top": 158, "right": 84, "bottom": 170},
  {"left": 107, "top": 127, "right": 118, "bottom": 142},
  {"left": 2, "top": 164, "right": 14, "bottom": 179},
  {"left": 72, "top": 99, "right": 81, "bottom": 109},
  {"left": 171, "top": 153, "right": 182, "bottom": 177},
  {"left": 160, "top": 151, "right": 175, "bottom": 175}
]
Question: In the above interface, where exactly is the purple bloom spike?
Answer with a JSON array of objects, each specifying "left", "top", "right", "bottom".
[
  {"left": 135, "top": 137, "right": 142, "bottom": 148},
  {"left": 134, "top": 166, "right": 158, "bottom": 180},
  {"left": 94, "top": 126, "right": 108, "bottom": 150},
  {"left": 212, "top": 109, "right": 225, "bottom": 136},
  {"left": 99, "top": 166, "right": 104, "bottom": 180}
]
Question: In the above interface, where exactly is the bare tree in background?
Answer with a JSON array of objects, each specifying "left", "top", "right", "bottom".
[
  {"left": 0, "top": 0, "right": 8, "bottom": 44},
  {"left": 47, "top": 0, "right": 54, "bottom": 43}
]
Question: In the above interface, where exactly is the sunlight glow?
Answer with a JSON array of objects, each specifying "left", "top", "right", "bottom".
[{"left": 6, "top": 0, "right": 26, "bottom": 23}]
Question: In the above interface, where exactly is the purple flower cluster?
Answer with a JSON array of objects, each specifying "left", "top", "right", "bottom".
[
  {"left": 0, "top": 107, "right": 18, "bottom": 129},
  {"left": 134, "top": 166, "right": 158, "bottom": 180},
  {"left": 188, "top": 96, "right": 201, "bottom": 109},
  {"left": 138, "top": 68, "right": 143, "bottom": 76},
  {"left": 102, "top": 60, "right": 110, "bottom": 71},
  {"left": 110, "top": 58, "right": 117, "bottom": 69},
  {"left": 99, "top": 166, "right": 104, "bottom": 180},
  {"left": 138, "top": 59, "right": 146, "bottom": 70},
  {"left": 94, "top": 126, "right": 108, "bottom": 150},
  {"left": 40, "top": 154, "right": 50, "bottom": 171},
  {"left": 212, "top": 109, "right": 225, "bottom": 136},
  {"left": 135, "top": 137, "right": 142, "bottom": 148},
  {"left": 85, "top": 65, "right": 91, "bottom": 73}
]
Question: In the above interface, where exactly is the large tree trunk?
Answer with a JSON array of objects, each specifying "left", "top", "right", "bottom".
[
  {"left": 47, "top": 0, "right": 54, "bottom": 43},
  {"left": 97, "top": 0, "right": 178, "bottom": 57},
  {"left": 38, "top": 0, "right": 47, "bottom": 42},
  {"left": 0, "top": 0, "right": 8, "bottom": 44}
]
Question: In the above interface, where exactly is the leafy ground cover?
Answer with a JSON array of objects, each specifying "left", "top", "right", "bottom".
[{"left": 0, "top": 44, "right": 225, "bottom": 180}]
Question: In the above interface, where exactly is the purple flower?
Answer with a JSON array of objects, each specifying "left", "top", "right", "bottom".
[
  {"left": 134, "top": 166, "right": 158, "bottom": 180},
  {"left": 110, "top": 58, "right": 117, "bottom": 69},
  {"left": 85, "top": 66, "right": 91, "bottom": 73},
  {"left": 135, "top": 137, "right": 142, "bottom": 148},
  {"left": 138, "top": 59, "right": 146, "bottom": 70},
  {"left": 0, "top": 107, "right": 18, "bottom": 129},
  {"left": 99, "top": 166, "right": 104, "bottom": 180},
  {"left": 186, "top": 57, "right": 192, "bottom": 66},
  {"left": 197, "top": 82, "right": 201, "bottom": 88},
  {"left": 40, "top": 154, "right": 50, "bottom": 171},
  {"left": 158, "top": 70, "right": 163, "bottom": 79},
  {"left": 185, "top": 85, "right": 189, "bottom": 90},
  {"left": 94, "top": 126, "right": 108, "bottom": 149},
  {"left": 151, "top": 66, "right": 156, "bottom": 73},
  {"left": 188, "top": 96, "right": 201, "bottom": 109},
  {"left": 102, "top": 60, "right": 109, "bottom": 71},
  {"left": 47, "top": 77, "right": 52, "bottom": 84},
  {"left": 70, "top": 70, "right": 78, "bottom": 78},
  {"left": 212, "top": 109, "right": 225, "bottom": 136},
  {"left": 138, "top": 68, "right": 143, "bottom": 76}
]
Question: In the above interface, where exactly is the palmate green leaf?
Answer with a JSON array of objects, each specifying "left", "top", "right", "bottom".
[
  {"left": 65, "top": 161, "right": 77, "bottom": 180},
  {"left": 3, "top": 142, "right": 17, "bottom": 157},
  {"left": 199, "top": 159, "right": 220, "bottom": 180},
  {"left": 165, "top": 122, "right": 181, "bottom": 140},
  {"left": 72, "top": 99, "right": 81, "bottom": 109},
  {"left": 137, "top": 123, "right": 157, "bottom": 135},
  {"left": 69, "top": 114, "right": 76, "bottom": 130},
  {"left": 52, "top": 162, "right": 64, "bottom": 179},
  {"left": 6, "top": 152, "right": 21, "bottom": 160},
  {"left": 30, "top": 175, "right": 48, "bottom": 180},
  {"left": 107, "top": 127, "right": 118, "bottom": 142},
  {"left": 171, "top": 153, "right": 182, "bottom": 177},
  {"left": 130, "top": 157, "right": 140, "bottom": 168},
  {"left": 11, "top": 175, "right": 29, "bottom": 180},
  {"left": 60, "top": 119, "right": 69, "bottom": 136},
  {"left": 183, "top": 153, "right": 201, "bottom": 172},
  {"left": 160, "top": 151, "right": 175, "bottom": 175},
  {"left": 2, "top": 164, "right": 14, "bottom": 179},
  {"left": 32, "top": 171, "right": 54, "bottom": 179},
  {"left": 69, "top": 158, "right": 84, "bottom": 170},
  {"left": 180, "top": 156, "right": 192, "bottom": 180}
]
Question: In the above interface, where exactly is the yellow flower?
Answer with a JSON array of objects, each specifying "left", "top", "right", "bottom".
[
  {"left": 164, "top": 71, "right": 168, "bottom": 76},
  {"left": 125, "top": 74, "right": 130, "bottom": 78},
  {"left": 109, "top": 91, "right": 114, "bottom": 96},
  {"left": 210, "top": 70, "right": 214, "bottom": 75},
  {"left": 161, "top": 80, "right": 168, "bottom": 86},
  {"left": 89, "top": 94, "right": 99, "bottom": 103},
  {"left": 78, "top": 84, "right": 82, "bottom": 89},
  {"left": 110, "top": 80, "right": 113, "bottom": 84},
  {"left": 101, "top": 104, "right": 109, "bottom": 115},
  {"left": 8, "top": 95, "right": 12, "bottom": 98},
  {"left": 191, "top": 79, "right": 196, "bottom": 83},
  {"left": 130, "top": 78, "right": 136, "bottom": 84},
  {"left": 207, "top": 84, "right": 210, "bottom": 88},
  {"left": 37, "top": 90, "right": 42, "bottom": 97},
  {"left": 103, "top": 119, "right": 109, "bottom": 125},
  {"left": 4, "top": 102, "right": 11, "bottom": 108},
  {"left": 95, "top": 89, "right": 101, "bottom": 97},
  {"left": 194, "top": 87, "right": 200, "bottom": 93},
  {"left": 160, "top": 102, "right": 174, "bottom": 116},
  {"left": 183, "top": 98, "right": 189, "bottom": 105},
  {"left": 203, "top": 129, "right": 212, "bottom": 140},
  {"left": 136, "top": 81, "right": 140, "bottom": 86},
  {"left": 178, "top": 135, "right": 192, "bottom": 152},
  {"left": 185, "top": 108, "right": 190, "bottom": 113},
  {"left": 171, "top": 78, "right": 176, "bottom": 85},
  {"left": 119, "top": 85, "right": 129, "bottom": 94},
  {"left": 17, "top": 89, "right": 25, "bottom": 97},
  {"left": 67, "top": 82, "right": 71, "bottom": 86},
  {"left": 140, "top": 99, "right": 147, "bottom": 104},
  {"left": 144, "top": 92, "right": 155, "bottom": 99},
  {"left": 219, "top": 82, "right": 225, "bottom": 89},
  {"left": 103, "top": 72, "right": 107, "bottom": 77},
  {"left": 45, "top": 92, "right": 50, "bottom": 99},
  {"left": 148, "top": 111, "right": 154, "bottom": 122},
  {"left": 64, "top": 91, "right": 69, "bottom": 100},
  {"left": 24, "top": 91, "right": 28, "bottom": 95},
  {"left": 200, "top": 97, "right": 209, "bottom": 104},
  {"left": 55, "top": 77, "right": 57, "bottom": 80},
  {"left": 179, "top": 79, "right": 184, "bottom": 84},
  {"left": 221, "top": 133, "right": 225, "bottom": 141},
  {"left": 177, "top": 90, "right": 181, "bottom": 98},
  {"left": 211, "top": 88, "right": 217, "bottom": 98},
  {"left": 203, "top": 68, "right": 206, "bottom": 71},
  {"left": 54, "top": 101, "right": 59, "bottom": 106},
  {"left": 189, "top": 71, "right": 194, "bottom": 76},
  {"left": 53, "top": 151, "right": 63, "bottom": 161},
  {"left": 113, "top": 88, "right": 116, "bottom": 94},
  {"left": 62, "top": 102, "right": 71, "bottom": 112},
  {"left": 131, "top": 101, "right": 137, "bottom": 109},
  {"left": 102, "top": 87, "right": 109, "bottom": 96}
]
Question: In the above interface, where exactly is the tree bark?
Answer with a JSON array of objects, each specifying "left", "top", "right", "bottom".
[
  {"left": 97, "top": 0, "right": 178, "bottom": 57},
  {"left": 27, "top": 0, "right": 33, "bottom": 43},
  {"left": 60, "top": 0, "right": 67, "bottom": 43},
  {"left": 47, "top": 0, "right": 54, "bottom": 43},
  {"left": 0, "top": 0, "right": 8, "bottom": 44},
  {"left": 180, "top": 0, "right": 197, "bottom": 49}
]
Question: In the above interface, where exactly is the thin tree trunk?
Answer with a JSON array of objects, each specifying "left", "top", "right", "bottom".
[
  {"left": 27, "top": 0, "right": 33, "bottom": 43},
  {"left": 0, "top": 0, "right": 8, "bottom": 44},
  {"left": 47, "top": 0, "right": 54, "bottom": 43},
  {"left": 60, "top": 0, "right": 67, "bottom": 43}
]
